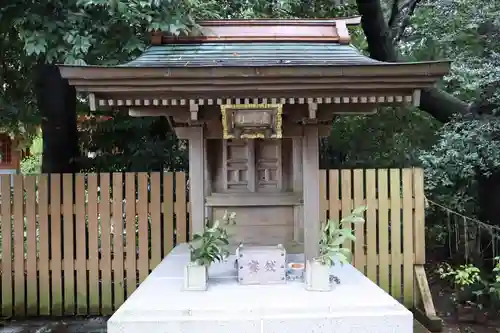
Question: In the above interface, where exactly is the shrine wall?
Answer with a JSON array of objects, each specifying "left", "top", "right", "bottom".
[
  {"left": 206, "top": 137, "right": 300, "bottom": 247},
  {"left": 212, "top": 206, "right": 294, "bottom": 246}
]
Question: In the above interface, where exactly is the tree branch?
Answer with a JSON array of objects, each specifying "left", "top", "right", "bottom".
[
  {"left": 392, "top": 0, "right": 421, "bottom": 44},
  {"left": 388, "top": 0, "right": 400, "bottom": 29},
  {"left": 356, "top": 0, "right": 470, "bottom": 123}
]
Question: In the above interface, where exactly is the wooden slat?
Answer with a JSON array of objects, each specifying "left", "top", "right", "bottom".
[
  {"left": 99, "top": 173, "right": 112, "bottom": 314},
  {"left": 87, "top": 174, "right": 100, "bottom": 314},
  {"left": 125, "top": 173, "right": 137, "bottom": 297},
  {"left": 365, "top": 169, "right": 377, "bottom": 283},
  {"left": 24, "top": 176, "right": 37, "bottom": 315},
  {"left": 163, "top": 173, "right": 174, "bottom": 255},
  {"left": 62, "top": 174, "right": 75, "bottom": 315},
  {"left": 377, "top": 169, "right": 390, "bottom": 293},
  {"left": 137, "top": 173, "right": 149, "bottom": 283},
  {"left": 340, "top": 169, "right": 352, "bottom": 250},
  {"left": 13, "top": 175, "right": 25, "bottom": 316},
  {"left": 413, "top": 168, "right": 426, "bottom": 265},
  {"left": 112, "top": 173, "right": 125, "bottom": 309},
  {"left": 175, "top": 172, "right": 187, "bottom": 244},
  {"left": 352, "top": 169, "right": 364, "bottom": 270},
  {"left": 402, "top": 168, "right": 414, "bottom": 307},
  {"left": 319, "top": 170, "right": 327, "bottom": 222},
  {"left": 390, "top": 169, "right": 402, "bottom": 301},
  {"left": 150, "top": 173, "right": 162, "bottom": 268},
  {"left": 50, "top": 174, "right": 62, "bottom": 316},
  {"left": 1, "top": 175, "right": 13, "bottom": 317},
  {"left": 328, "top": 170, "right": 340, "bottom": 224},
  {"left": 37, "top": 175, "right": 50, "bottom": 315},
  {"left": 74, "top": 175, "right": 87, "bottom": 314}
]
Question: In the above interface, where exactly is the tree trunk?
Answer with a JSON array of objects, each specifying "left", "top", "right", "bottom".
[
  {"left": 356, "top": 0, "right": 471, "bottom": 123},
  {"left": 36, "top": 64, "right": 79, "bottom": 173}
]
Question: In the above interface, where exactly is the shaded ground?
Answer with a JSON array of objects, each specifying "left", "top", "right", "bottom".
[
  {"left": 0, "top": 317, "right": 461, "bottom": 333},
  {"left": 427, "top": 262, "right": 500, "bottom": 333},
  {"left": 2, "top": 316, "right": 498, "bottom": 333},
  {"left": 0, "top": 317, "right": 107, "bottom": 333}
]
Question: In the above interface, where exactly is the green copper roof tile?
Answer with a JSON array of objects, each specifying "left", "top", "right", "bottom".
[{"left": 121, "top": 43, "right": 379, "bottom": 67}]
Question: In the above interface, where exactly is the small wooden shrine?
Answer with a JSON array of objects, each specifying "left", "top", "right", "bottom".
[
  {"left": 0, "top": 133, "right": 28, "bottom": 174},
  {"left": 58, "top": 18, "right": 450, "bottom": 261}
]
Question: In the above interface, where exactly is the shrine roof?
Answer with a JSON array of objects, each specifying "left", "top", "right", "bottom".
[
  {"left": 120, "top": 43, "right": 378, "bottom": 68},
  {"left": 57, "top": 16, "right": 451, "bottom": 103}
]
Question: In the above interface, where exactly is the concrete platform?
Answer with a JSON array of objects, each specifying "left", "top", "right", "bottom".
[{"left": 108, "top": 244, "right": 413, "bottom": 333}]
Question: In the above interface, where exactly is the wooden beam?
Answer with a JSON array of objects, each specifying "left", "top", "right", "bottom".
[
  {"left": 308, "top": 102, "right": 317, "bottom": 120},
  {"left": 413, "top": 265, "right": 443, "bottom": 332},
  {"left": 413, "top": 319, "right": 431, "bottom": 333},
  {"left": 189, "top": 102, "right": 199, "bottom": 121},
  {"left": 12, "top": 252, "right": 419, "bottom": 274},
  {"left": 10, "top": 195, "right": 419, "bottom": 217},
  {"left": 336, "top": 20, "right": 350, "bottom": 44}
]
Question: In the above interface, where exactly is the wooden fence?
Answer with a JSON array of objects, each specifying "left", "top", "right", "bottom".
[{"left": 0, "top": 168, "right": 425, "bottom": 317}]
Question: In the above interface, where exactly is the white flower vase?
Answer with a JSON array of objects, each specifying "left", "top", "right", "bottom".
[
  {"left": 184, "top": 262, "right": 208, "bottom": 291},
  {"left": 305, "top": 259, "right": 333, "bottom": 291}
]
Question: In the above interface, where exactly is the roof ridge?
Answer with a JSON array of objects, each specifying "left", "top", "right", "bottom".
[{"left": 151, "top": 17, "right": 357, "bottom": 45}]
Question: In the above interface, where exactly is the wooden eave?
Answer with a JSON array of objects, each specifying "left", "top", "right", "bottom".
[{"left": 59, "top": 61, "right": 450, "bottom": 100}]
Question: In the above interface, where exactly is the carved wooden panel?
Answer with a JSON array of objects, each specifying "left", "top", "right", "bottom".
[
  {"left": 222, "top": 139, "right": 283, "bottom": 192},
  {"left": 223, "top": 139, "right": 250, "bottom": 191},
  {"left": 256, "top": 140, "right": 282, "bottom": 191}
]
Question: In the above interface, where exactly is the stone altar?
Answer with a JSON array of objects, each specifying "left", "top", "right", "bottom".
[{"left": 107, "top": 244, "right": 413, "bottom": 333}]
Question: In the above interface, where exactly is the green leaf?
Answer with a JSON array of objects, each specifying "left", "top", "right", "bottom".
[{"left": 351, "top": 206, "right": 367, "bottom": 215}]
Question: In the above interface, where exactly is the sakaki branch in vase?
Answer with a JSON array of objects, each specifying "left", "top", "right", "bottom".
[
  {"left": 184, "top": 211, "right": 236, "bottom": 291},
  {"left": 306, "top": 206, "right": 367, "bottom": 292}
]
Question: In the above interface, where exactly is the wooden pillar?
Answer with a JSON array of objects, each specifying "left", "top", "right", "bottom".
[
  {"left": 203, "top": 139, "right": 212, "bottom": 223},
  {"left": 292, "top": 137, "right": 303, "bottom": 243},
  {"left": 302, "top": 126, "right": 320, "bottom": 261},
  {"left": 188, "top": 126, "right": 205, "bottom": 235}
]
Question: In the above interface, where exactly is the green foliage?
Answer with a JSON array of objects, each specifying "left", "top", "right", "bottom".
[
  {"left": 419, "top": 115, "right": 500, "bottom": 214},
  {"left": 484, "top": 257, "right": 500, "bottom": 304},
  {"left": 315, "top": 206, "right": 366, "bottom": 267},
  {"left": 438, "top": 263, "right": 482, "bottom": 289},
  {"left": 2, "top": 0, "right": 496, "bottom": 189},
  {"left": 438, "top": 259, "right": 500, "bottom": 310},
  {"left": 78, "top": 112, "right": 187, "bottom": 172},
  {"left": 438, "top": 262, "right": 482, "bottom": 305},
  {"left": 20, "top": 134, "right": 43, "bottom": 175},
  {"left": 0, "top": 0, "right": 361, "bottom": 172},
  {"left": 404, "top": 0, "right": 500, "bottom": 106},
  {"left": 1, "top": 0, "right": 201, "bottom": 170},
  {"left": 189, "top": 211, "right": 236, "bottom": 266},
  {"left": 402, "top": 0, "right": 500, "bottom": 227},
  {"left": 323, "top": 107, "right": 440, "bottom": 168}
]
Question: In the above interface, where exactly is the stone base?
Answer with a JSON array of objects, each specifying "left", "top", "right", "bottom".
[{"left": 108, "top": 244, "right": 413, "bottom": 333}]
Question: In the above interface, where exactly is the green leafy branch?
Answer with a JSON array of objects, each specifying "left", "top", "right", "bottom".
[
  {"left": 189, "top": 211, "right": 236, "bottom": 266},
  {"left": 315, "top": 206, "right": 367, "bottom": 267}
]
